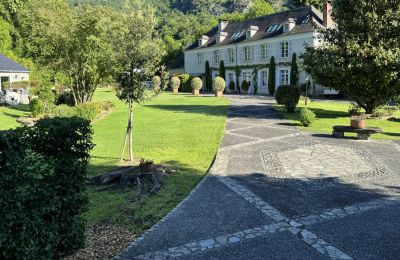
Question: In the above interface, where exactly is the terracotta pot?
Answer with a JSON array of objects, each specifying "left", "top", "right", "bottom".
[
  {"left": 172, "top": 88, "right": 178, "bottom": 94},
  {"left": 192, "top": 89, "right": 200, "bottom": 95},
  {"left": 215, "top": 90, "right": 223, "bottom": 97},
  {"left": 350, "top": 118, "right": 365, "bottom": 129}
]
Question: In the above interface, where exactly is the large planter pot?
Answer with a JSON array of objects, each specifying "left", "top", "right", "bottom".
[
  {"left": 192, "top": 89, "right": 200, "bottom": 95},
  {"left": 350, "top": 118, "right": 365, "bottom": 129},
  {"left": 215, "top": 90, "right": 223, "bottom": 97},
  {"left": 172, "top": 88, "right": 179, "bottom": 94}
]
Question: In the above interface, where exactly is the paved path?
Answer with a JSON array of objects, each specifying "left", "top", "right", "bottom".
[{"left": 117, "top": 95, "right": 400, "bottom": 260}]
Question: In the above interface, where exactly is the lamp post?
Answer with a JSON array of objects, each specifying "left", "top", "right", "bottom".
[{"left": 305, "top": 75, "right": 309, "bottom": 106}]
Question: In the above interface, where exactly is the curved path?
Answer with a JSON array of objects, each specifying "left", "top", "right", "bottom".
[{"left": 117, "top": 95, "right": 400, "bottom": 260}]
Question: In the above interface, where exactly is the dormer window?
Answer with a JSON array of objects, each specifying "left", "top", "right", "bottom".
[
  {"left": 283, "top": 18, "right": 296, "bottom": 33},
  {"left": 198, "top": 35, "right": 209, "bottom": 47},
  {"left": 266, "top": 24, "right": 282, "bottom": 33},
  {"left": 246, "top": 25, "right": 259, "bottom": 39}
]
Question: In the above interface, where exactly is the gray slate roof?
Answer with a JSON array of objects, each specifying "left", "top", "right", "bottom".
[
  {"left": 0, "top": 54, "right": 30, "bottom": 73},
  {"left": 186, "top": 6, "right": 324, "bottom": 51}
]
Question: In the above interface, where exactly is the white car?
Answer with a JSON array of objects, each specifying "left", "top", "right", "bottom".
[{"left": 323, "top": 88, "right": 340, "bottom": 97}]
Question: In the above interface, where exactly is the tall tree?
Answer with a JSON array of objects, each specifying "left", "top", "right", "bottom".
[
  {"left": 290, "top": 53, "right": 298, "bottom": 85},
  {"left": 302, "top": 0, "right": 400, "bottom": 113},
  {"left": 219, "top": 60, "right": 226, "bottom": 80},
  {"left": 288, "top": 0, "right": 323, "bottom": 9},
  {"left": 268, "top": 56, "right": 276, "bottom": 95},
  {"left": 245, "top": 0, "right": 274, "bottom": 19},
  {"left": 205, "top": 60, "right": 211, "bottom": 91}
]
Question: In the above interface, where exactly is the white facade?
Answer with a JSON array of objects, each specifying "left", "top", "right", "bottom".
[{"left": 0, "top": 72, "right": 30, "bottom": 92}]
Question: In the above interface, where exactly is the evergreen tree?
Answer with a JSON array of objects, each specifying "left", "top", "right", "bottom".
[
  {"left": 205, "top": 60, "right": 211, "bottom": 91},
  {"left": 219, "top": 60, "right": 225, "bottom": 80},
  {"left": 268, "top": 56, "right": 276, "bottom": 95},
  {"left": 290, "top": 53, "right": 298, "bottom": 85}
]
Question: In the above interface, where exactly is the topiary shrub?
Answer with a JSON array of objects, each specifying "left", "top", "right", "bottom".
[
  {"left": 170, "top": 76, "right": 180, "bottom": 90},
  {"left": 0, "top": 117, "right": 94, "bottom": 259},
  {"left": 228, "top": 81, "right": 235, "bottom": 92},
  {"left": 152, "top": 76, "right": 161, "bottom": 91},
  {"left": 176, "top": 74, "right": 192, "bottom": 92},
  {"left": 300, "top": 108, "right": 316, "bottom": 127},
  {"left": 275, "top": 85, "right": 301, "bottom": 113},
  {"left": 214, "top": 76, "right": 226, "bottom": 92},
  {"left": 191, "top": 77, "right": 203, "bottom": 90},
  {"left": 241, "top": 80, "right": 249, "bottom": 92}
]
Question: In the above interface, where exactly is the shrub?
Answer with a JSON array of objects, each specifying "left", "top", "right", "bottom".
[
  {"left": 228, "top": 81, "right": 235, "bottom": 91},
  {"left": 30, "top": 98, "right": 57, "bottom": 117},
  {"left": 241, "top": 80, "right": 249, "bottom": 91},
  {"left": 176, "top": 74, "right": 192, "bottom": 92},
  {"left": 300, "top": 108, "right": 316, "bottom": 127},
  {"left": 371, "top": 106, "right": 397, "bottom": 118},
  {"left": 170, "top": 76, "right": 180, "bottom": 90},
  {"left": 191, "top": 77, "right": 203, "bottom": 90},
  {"left": 152, "top": 76, "right": 161, "bottom": 91},
  {"left": 30, "top": 84, "right": 56, "bottom": 104},
  {"left": 56, "top": 91, "right": 75, "bottom": 106},
  {"left": 0, "top": 117, "right": 94, "bottom": 259},
  {"left": 275, "top": 85, "right": 301, "bottom": 113},
  {"left": 214, "top": 76, "right": 226, "bottom": 91},
  {"left": 348, "top": 102, "right": 362, "bottom": 116}
]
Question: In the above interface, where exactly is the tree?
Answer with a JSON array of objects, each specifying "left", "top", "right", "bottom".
[
  {"left": 289, "top": 0, "right": 323, "bottom": 9},
  {"left": 302, "top": 0, "right": 400, "bottom": 113},
  {"left": 115, "top": 1, "right": 164, "bottom": 162},
  {"left": 219, "top": 60, "right": 225, "bottom": 80},
  {"left": 268, "top": 56, "right": 276, "bottom": 95},
  {"left": 290, "top": 53, "right": 299, "bottom": 85},
  {"left": 245, "top": 0, "right": 274, "bottom": 19},
  {"left": 205, "top": 60, "right": 211, "bottom": 91}
]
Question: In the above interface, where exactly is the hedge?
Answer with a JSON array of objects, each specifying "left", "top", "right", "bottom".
[{"left": 0, "top": 117, "right": 94, "bottom": 259}]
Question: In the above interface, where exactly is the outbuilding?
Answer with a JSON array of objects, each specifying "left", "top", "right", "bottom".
[{"left": 0, "top": 54, "right": 30, "bottom": 92}]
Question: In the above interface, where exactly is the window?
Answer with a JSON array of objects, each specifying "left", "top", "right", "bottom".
[
  {"left": 243, "top": 47, "right": 252, "bottom": 62},
  {"left": 231, "top": 31, "right": 245, "bottom": 39},
  {"left": 228, "top": 48, "right": 235, "bottom": 63},
  {"left": 243, "top": 72, "right": 252, "bottom": 86},
  {"left": 261, "top": 71, "right": 268, "bottom": 85},
  {"left": 283, "top": 23, "right": 289, "bottom": 32},
  {"left": 280, "top": 41, "right": 289, "bottom": 58},
  {"left": 197, "top": 53, "right": 203, "bottom": 64},
  {"left": 260, "top": 44, "right": 268, "bottom": 60},
  {"left": 213, "top": 50, "right": 220, "bottom": 64},
  {"left": 267, "top": 24, "right": 282, "bottom": 33},
  {"left": 280, "top": 69, "right": 289, "bottom": 85},
  {"left": 228, "top": 72, "right": 234, "bottom": 83}
]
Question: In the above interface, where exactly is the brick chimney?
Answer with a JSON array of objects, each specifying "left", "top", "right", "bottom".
[{"left": 323, "top": 0, "right": 333, "bottom": 28}]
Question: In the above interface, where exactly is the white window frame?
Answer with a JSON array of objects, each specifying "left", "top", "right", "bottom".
[
  {"left": 197, "top": 53, "right": 203, "bottom": 65},
  {"left": 260, "top": 44, "right": 268, "bottom": 60},
  {"left": 261, "top": 70, "right": 268, "bottom": 86},
  {"left": 279, "top": 69, "right": 289, "bottom": 85},
  {"left": 213, "top": 50, "right": 220, "bottom": 65},
  {"left": 280, "top": 41, "right": 289, "bottom": 58},
  {"left": 243, "top": 46, "right": 252, "bottom": 62},
  {"left": 243, "top": 72, "right": 252, "bottom": 86},
  {"left": 228, "top": 48, "right": 235, "bottom": 63}
]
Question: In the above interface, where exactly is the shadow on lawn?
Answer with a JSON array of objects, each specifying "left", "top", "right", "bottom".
[{"left": 145, "top": 104, "right": 228, "bottom": 117}]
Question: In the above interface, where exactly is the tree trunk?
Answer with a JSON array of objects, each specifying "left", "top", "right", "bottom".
[{"left": 128, "top": 101, "right": 133, "bottom": 162}]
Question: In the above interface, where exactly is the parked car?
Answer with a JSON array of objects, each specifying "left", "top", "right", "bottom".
[{"left": 323, "top": 88, "right": 340, "bottom": 97}]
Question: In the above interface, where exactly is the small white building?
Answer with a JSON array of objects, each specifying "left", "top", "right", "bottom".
[
  {"left": 184, "top": 2, "right": 334, "bottom": 95},
  {"left": 0, "top": 54, "right": 30, "bottom": 92}
]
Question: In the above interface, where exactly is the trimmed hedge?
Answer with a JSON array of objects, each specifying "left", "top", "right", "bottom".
[
  {"left": 300, "top": 108, "right": 316, "bottom": 127},
  {"left": 0, "top": 117, "right": 94, "bottom": 259},
  {"left": 275, "top": 85, "right": 301, "bottom": 113},
  {"left": 176, "top": 74, "right": 193, "bottom": 92},
  {"left": 214, "top": 77, "right": 226, "bottom": 91}
]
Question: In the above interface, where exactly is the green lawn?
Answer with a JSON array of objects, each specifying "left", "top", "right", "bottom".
[
  {"left": 274, "top": 101, "right": 400, "bottom": 140},
  {"left": 0, "top": 104, "right": 30, "bottom": 130},
  {"left": 86, "top": 88, "right": 229, "bottom": 232}
]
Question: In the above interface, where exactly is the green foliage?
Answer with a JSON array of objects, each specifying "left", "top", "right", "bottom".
[
  {"left": 214, "top": 76, "right": 225, "bottom": 91},
  {"left": 268, "top": 56, "right": 276, "bottom": 95},
  {"left": 245, "top": 0, "right": 274, "bottom": 19},
  {"left": 152, "top": 76, "right": 161, "bottom": 91},
  {"left": 290, "top": 53, "right": 298, "bottom": 85},
  {"left": 56, "top": 91, "right": 75, "bottom": 106},
  {"left": 29, "top": 98, "right": 42, "bottom": 117},
  {"left": 205, "top": 60, "right": 211, "bottom": 91},
  {"left": 170, "top": 76, "right": 181, "bottom": 89},
  {"left": 253, "top": 68, "right": 258, "bottom": 94},
  {"left": 0, "top": 117, "right": 94, "bottom": 259},
  {"left": 176, "top": 74, "right": 192, "bottom": 92},
  {"left": 299, "top": 107, "right": 316, "bottom": 127},
  {"left": 191, "top": 77, "right": 203, "bottom": 90},
  {"left": 0, "top": 17, "right": 12, "bottom": 52},
  {"left": 348, "top": 102, "right": 362, "bottom": 117},
  {"left": 228, "top": 80, "right": 235, "bottom": 91},
  {"left": 30, "top": 84, "right": 55, "bottom": 104},
  {"left": 302, "top": 0, "right": 400, "bottom": 113},
  {"left": 219, "top": 60, "right": 226, "bottom": 80},
  {"left": 241, "top": 80, "right": 249, "bottom": 91},
  {"left": 275, "top": 85, "right": 301, "bottom": 113},
  {"left": 289, "top": 0, "right": 323, "bottom": 9}
]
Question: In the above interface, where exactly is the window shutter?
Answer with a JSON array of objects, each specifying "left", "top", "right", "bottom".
[
  {"left": 277, "top": 42, "right": 281, "bottom": 58},
  {"left": 257, "top": 45, "right": 261, "bottom": 61},
  {"left": 289, "top": 42, "right": 293, "bottom": 57},
  {"left": 267, "top": 44, "right": 272, "bottom": 59},
  {"left": 239, "top": 47, "right": 243, "bottom": 63},
  {"left": 251, "top": 46, "right": 255, "bottom": 61}
]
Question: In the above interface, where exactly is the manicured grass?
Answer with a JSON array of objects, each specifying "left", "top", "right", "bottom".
[
  {"left": 86, "top": 88, "right": 229, "bottom": 232},
  {"left": 274, "top": 101, "right": 400, "bottom": 140},
  {"left": 0, "top": 104, "right": 30, "bottom": 130}
]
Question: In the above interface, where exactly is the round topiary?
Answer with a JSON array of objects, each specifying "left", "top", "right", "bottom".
[
  {"left": 214, "top": 77, "right": 226, "bottom": 91},
  {"left": 275, "top": 85, "right": 301, "bottom": 113},
  {"left": 152, "top": 76, "right": 161, "bottom": 91},
  {"left": 170, "top": 76, "right": 180, "bottom": 89},
  {"left": 241, "top": 80, "right": 249, "bottom": 91},
  {"left": 191, "top": 77, "right": 203, "bottom": 90},
  {"left": 300, "top": 108, "right": 316, "bottom": 127},
  {"left": 228, "top": 81, "right": 235, "bottom": 91}
]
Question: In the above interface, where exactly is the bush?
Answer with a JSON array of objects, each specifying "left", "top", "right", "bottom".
[
  {"left": 152, "top": 76, "right": 161, "bottom": 91},
  {"left": 214, "top": 76, "right": 226, "bottom": 91},
  {"left": 241, "top": 80, "right": 249, "bottom": 91},
  {"left": 348, "top": 102, "right": 362, "bottom": 116},
  {"left": 275, "top": 85, "right": 301, "bottom": 113},
  {"left": 56, "top": 91, "right": 75, "bottom": 106},
  {"left": 30, "top": 98, "right": 57, "bottom": 117},
  {"left": 30, "top": 84, "right": 56, "bottom": 104},
  {"left": 371, "top": 106, "right": 397, "bottom": 118},
  {"left": 0, "top": 117, "right": 94, "bottom": 259},
  {"left": 176, "top": 74, "right": 192, "bottom": 92},
  {"left": 170, "top": 76, "right": 180, "bottom": 90},
  {"left": 300, "top": 108, "right": 316, "bottom": 127},
  {"left": 191, "top": 77, "right": 203, "bottom": 90},
  {"left": 229, "top": 81, "right": 235, "bottom": 91}
]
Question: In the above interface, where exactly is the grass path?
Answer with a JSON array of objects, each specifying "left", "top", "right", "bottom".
[{"left": 87, "top": 88, "right": 229, "bottom": 232}]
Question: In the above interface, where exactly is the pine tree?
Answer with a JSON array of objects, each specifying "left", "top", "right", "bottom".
[
  {"left": 290, "top": 53, "right": 298, "bottom": 85},
  {"left": 268, "top": 56, "right": 276, "bottom": 95}
]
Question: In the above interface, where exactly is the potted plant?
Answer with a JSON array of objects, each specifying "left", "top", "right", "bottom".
[
  {"left": 228, "top": 81, "right": 236, "bottom": 93},
  {"left": 350, "top": 115, "right": 366, "bottom": 129},
  {"left": 214, "top": 76, "right": 226, "bottom": 97},
  {"left": 190, "top": 77, "right": 203, "bottom": 95},
  {"left": 170, "top": 76, "right": 180, "bottom": 94},
  {"left": 241, "top": 80, "right": 249, "bottom": 94}
]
